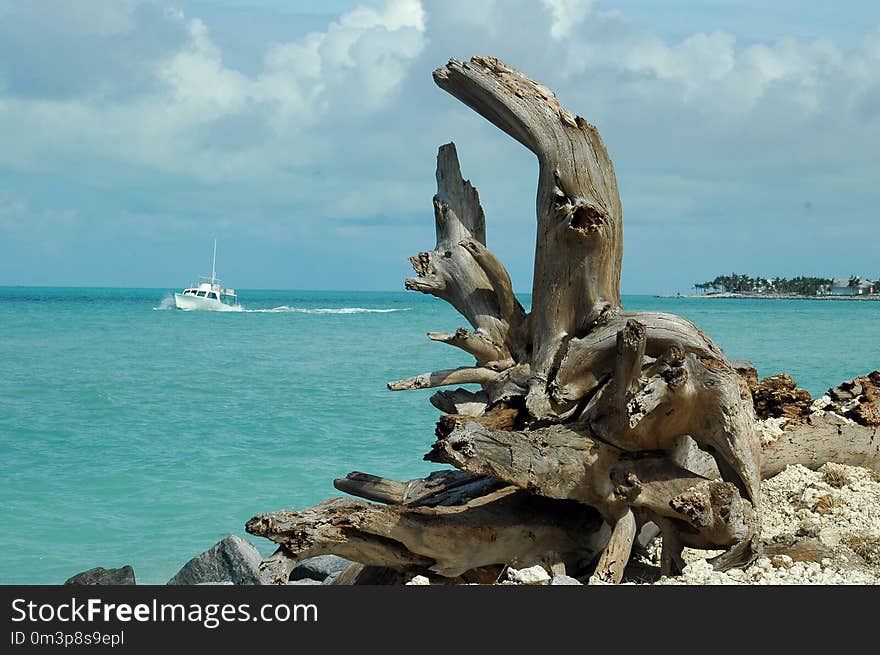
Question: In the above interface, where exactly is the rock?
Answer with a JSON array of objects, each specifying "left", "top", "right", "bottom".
[
  {"left": 288, "top": 578, "right": 322, "bottom": 585},
  {"left": 825, "top": 372, "right": 880, "bottom": 427},
  {"left": 753, "top": 373, "right": 813, "bottom": 419},
  {"left": 506, "top": 565, "right": 550, "bottom": 585},
  {"left": 64, "top": 565, "right": 136, "bottom": 585},
  {"left": 405, "top": 575, "right": 430, "bottom": 585},
  {"left": 586, "top": 575, "right": 613, "bottom": 585},
  {"left": 196, "top": 581, "right": 234, "bottom": 585},
  {"left": 645, "top": 463, "right": 880, "bottom": 585},
  {"left": 321, "top": 567, "right": 353, "bottom": 585},
  {"left": 771, "top": 555, "right": 794, "bottom": 569},
  {"left": 841, "top": 533, "right": 880, "bottom": 565},
  {"left": 290, "top": 555, "right": 352, "bottom": 582},
  {"left": 549, "top": 574, "right": 582, "bottom": 585},
  {"left": 830, "top": 375, "right": 866, "bottom": 398},
  {"left": 167, "top": 535, "right": 263, "bottom": 585},
  {"left": 731, "top": 360, "right": 759, "bottom": 394}
]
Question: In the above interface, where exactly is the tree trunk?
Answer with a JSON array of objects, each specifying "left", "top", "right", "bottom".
[
  {"left": 761, "top": 413, "right": 880, "bottom": 476},
  {"left": 434, "top": 57, "right": 622, "bottom": 381},
  {"left": 421, "top": 58, "right": 762, "bottom": 516}
]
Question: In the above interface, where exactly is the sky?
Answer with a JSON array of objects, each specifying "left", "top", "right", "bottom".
[{"left": 0, "top": 0, "right": 878, "bottom": 293}]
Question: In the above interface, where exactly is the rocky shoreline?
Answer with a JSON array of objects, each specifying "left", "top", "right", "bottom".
[
  {"left": 65, "top": 370, "right": 880, "bottom": 587},
  {"left": 65, "top": 541, "right": 353, "bottom": 587}
]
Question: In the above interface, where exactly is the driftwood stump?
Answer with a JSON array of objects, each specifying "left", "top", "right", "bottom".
[
  {"left": 396, "top": 56, "right": 760, "bottom": 579},
  {"left": 247, "top": 57, "right": 878, "bottom": 584}
]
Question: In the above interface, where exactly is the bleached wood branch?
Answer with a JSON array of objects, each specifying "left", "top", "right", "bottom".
[{"left": 387, "top": 366, "right": 500, "bottom": 391}]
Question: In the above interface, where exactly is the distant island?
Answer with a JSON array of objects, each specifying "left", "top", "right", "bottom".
[{"left": 687, "top": 273, "right": 879, "bottom": 299}]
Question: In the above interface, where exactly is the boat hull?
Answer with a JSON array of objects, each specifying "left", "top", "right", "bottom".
[{"left": 174, "top": 293, "right": 242, "bottom": 312}]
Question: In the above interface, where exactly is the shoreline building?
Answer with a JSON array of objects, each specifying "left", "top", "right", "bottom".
[{"left": 828, "top": 277, "right": 876, "bottom": 296}]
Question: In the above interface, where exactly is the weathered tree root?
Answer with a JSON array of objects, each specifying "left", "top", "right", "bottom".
[
  {"left": 247, "top": 56, "right": 877, "bottom": 585},
  {"left": 385, "top": 57, "right": 763, "bottom": 580},
  {"left": 426, "top": 413, "right": 758, "bottom": 580},
  {"left": 246, "top": 486, "right": 608, "bottom": 580}
]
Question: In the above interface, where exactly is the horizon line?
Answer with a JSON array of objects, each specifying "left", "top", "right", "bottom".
[{"left": 0, "top": 284, "right": 668, "bottom": 295}]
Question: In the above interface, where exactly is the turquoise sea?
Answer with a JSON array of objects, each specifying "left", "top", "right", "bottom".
[{"left": 1, "top": 287, "right": 878, "bottom": 584}]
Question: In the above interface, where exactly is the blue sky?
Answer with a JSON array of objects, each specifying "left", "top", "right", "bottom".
[{"left": 0, "top": 0, "right": 878, "bottom": 293}]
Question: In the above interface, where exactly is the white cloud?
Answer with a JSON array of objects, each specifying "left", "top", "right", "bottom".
[
  {"left": 541, "top": 0, "right": 598, "bottom": 40},
  {"left": 0, "top": 0, "right": 878, "bottom": 289},
  {"left": 158, "top": 19, "right": 251, "bottom": 115},
  {"left": 261, "top": 0, "right": 426, "bottom": 116},
  {"left": 0, "top": 0, "right": 427, "bottom": 184},
  {"left": 1, "top": 1, "right": 876, "bottom": 192}
]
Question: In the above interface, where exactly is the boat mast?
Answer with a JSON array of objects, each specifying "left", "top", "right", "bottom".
[{"left": 211, "top": 238, "right": 217, "bottom": 285}]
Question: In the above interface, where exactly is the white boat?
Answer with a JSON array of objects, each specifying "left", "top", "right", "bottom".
[{"left": 174, "top": 240, "right": 242, "bottom": 311}]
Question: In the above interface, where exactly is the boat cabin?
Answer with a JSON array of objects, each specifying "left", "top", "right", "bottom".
[{"left": 180, "top": 280, "right": 238, "bottom": 306}]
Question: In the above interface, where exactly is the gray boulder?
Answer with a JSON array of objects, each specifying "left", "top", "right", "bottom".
[
  {"left": 288, "top": 578, "right": 322, "bottom": 585},
  {"left": 167, "top": 535, "right": 263, "bottom": 585},
  {"left": 549, "top": 574, "right": 582, "bottom": 586},
  {"left": 290, "top": 555, "right": 352, "bottom": 582},
  {"left": 65, "top": 565, "right": 136, "bottom": 585}
]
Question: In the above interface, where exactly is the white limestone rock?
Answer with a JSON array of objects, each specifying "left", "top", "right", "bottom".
[{"left": 506, "top": 565, "right": 550, "bottom": 585}]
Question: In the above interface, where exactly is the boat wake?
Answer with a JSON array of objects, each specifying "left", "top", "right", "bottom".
[
  {"left": 242, "top": 306, "right": 409, "bottom": 314},
  {"left": 153, "top": 298, "right": 408, "bottom": 314}
]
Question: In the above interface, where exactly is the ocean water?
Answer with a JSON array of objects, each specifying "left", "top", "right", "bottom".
[{"left": 1, "top": 287, "right": 878, "bottom": 584}]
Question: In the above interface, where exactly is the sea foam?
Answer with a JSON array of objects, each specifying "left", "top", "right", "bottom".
[
  {"left": 153, "top": 296, "right": 176, "bottom": 310},
  {"left": 153, "top": 299, "right": 406, "bottom": 313}
]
